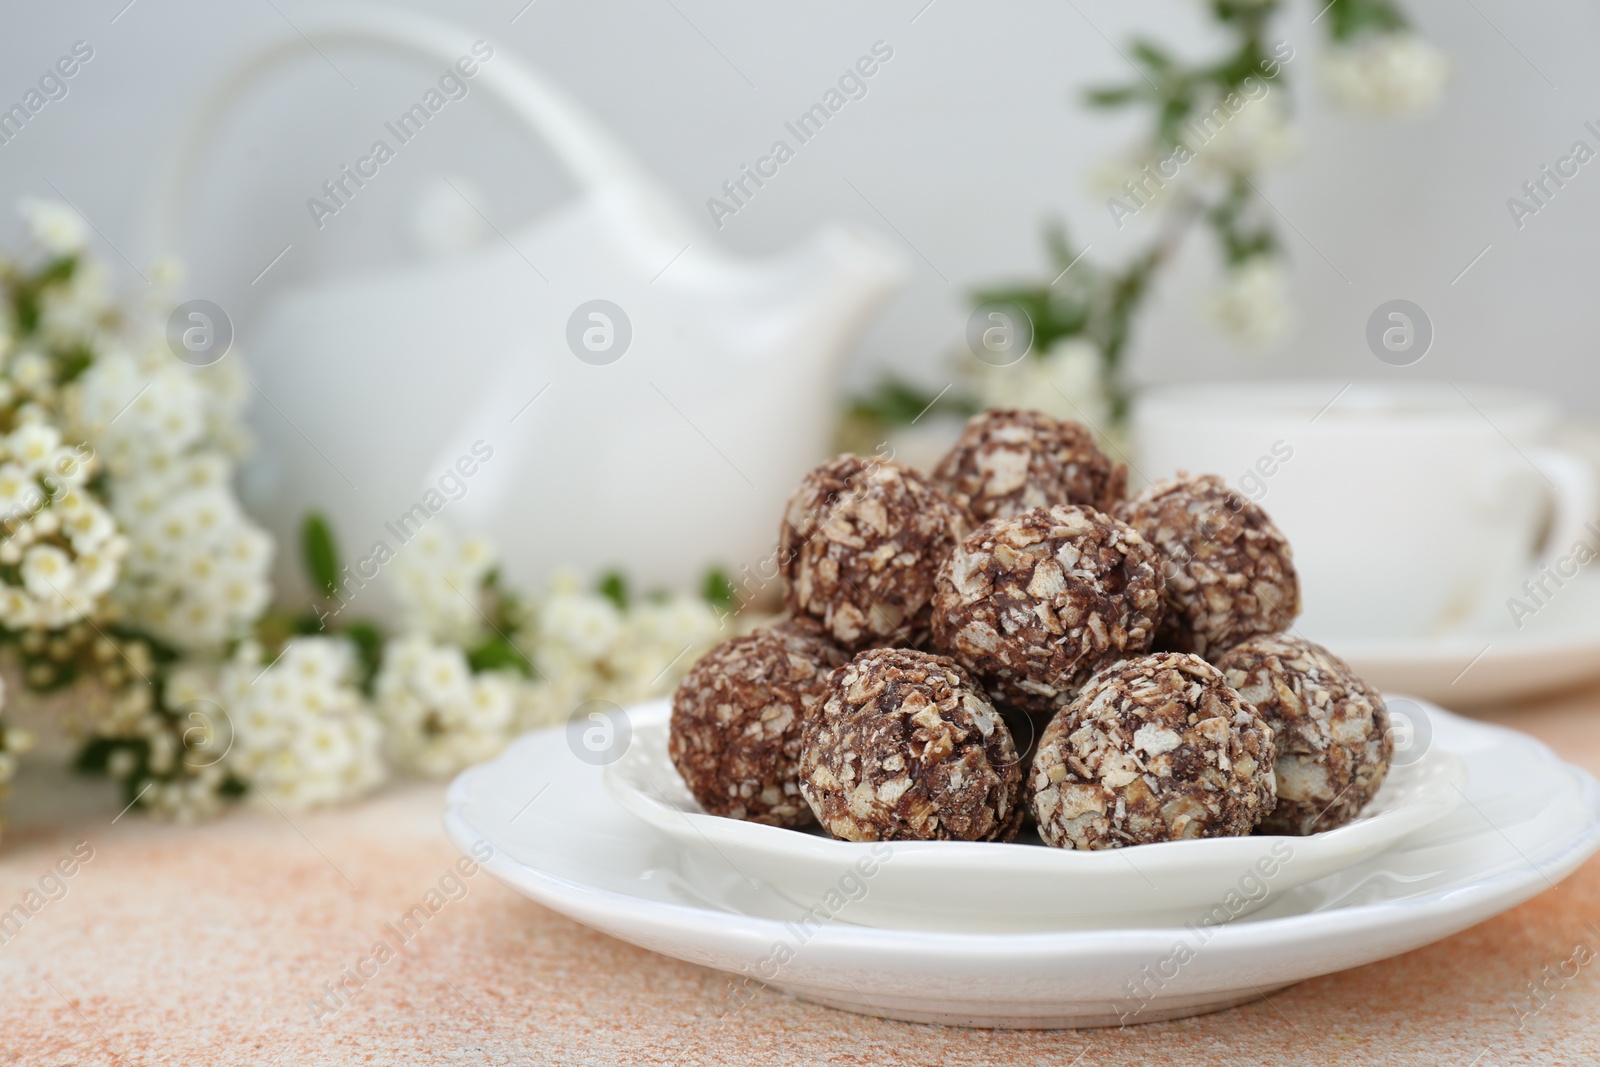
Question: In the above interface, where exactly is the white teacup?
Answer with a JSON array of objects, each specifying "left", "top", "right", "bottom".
[{"left": 1132, "top": 381, "right": 1598, "bottom": 641}]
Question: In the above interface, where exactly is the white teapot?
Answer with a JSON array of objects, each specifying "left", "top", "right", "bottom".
[{"left": 157, "top": 6, "right": 906, "bottom": 596}]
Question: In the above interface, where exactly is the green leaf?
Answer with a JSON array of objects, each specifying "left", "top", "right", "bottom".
[
  {"left": 467, "top": 635, "right": 533, "bottom": 677},
  {"left": 1084, "top": 85, "right": 1142, "bottom": 108},
  {"left": 74, "top": 736, "right": 148, "bottom": 782},
  {"left": 597, "top": 571, "right": 629, "bottom": 610},
  {"left": 845, "top": 378, "right": 977, "bottom": 428},
  {"left": 1131, "top": 39, "right": 1176, "bottom": 72},
  {"left": 701, "top": 567, "right": 737, "bottom": 608},
  {"left": 301, "top": 513, "right": 340, "bottom": 597},
  {"left": 1323, "top": 0, "right": 1408, "bottom": 41},
  {"left": 74, "top": 736, "right": 122, "bottom": 774},
  {"left": 341, "top": 620, "right": 384, "bottom": 693},
  {"left": 36, "top": 255, "right": 76, "bottom": 286}
]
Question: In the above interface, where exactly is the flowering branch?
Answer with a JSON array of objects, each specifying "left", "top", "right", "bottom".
[{"left": 847, "top": 0, "right": 1445, "bottom": 442}]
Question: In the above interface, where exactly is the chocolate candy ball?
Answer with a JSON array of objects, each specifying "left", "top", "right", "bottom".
[
  {"left": 1115, "top": 473, "right": 1300, "bottom": 657},
  {"left": 799, "top": 647, "right": 1023, "bottom": 842},
  {"left": 669, "top": 622, "right": 849, "bottom": 827},
  {"left": 932, "top": 408, "right": 1127, "bottom": 522},
  {"left": 930, "top": 504, "right": 1165, "bottom": 716},
  {"left": 1216, "top": 633, "right": 1392, "bottom": 836},
  {"left": 1029, "top": 652, "right": 1277, "bottom": 849},
  {"left": 780, "top": 454, "right": 971, "bottom": 651}
]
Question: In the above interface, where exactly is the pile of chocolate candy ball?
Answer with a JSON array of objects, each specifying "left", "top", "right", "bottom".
[{"left": 669, "top": 410, "right": 1392, "bottom": 848}]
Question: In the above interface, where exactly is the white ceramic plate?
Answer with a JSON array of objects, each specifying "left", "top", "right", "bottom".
[
  {"left": 601, "top": 701, "right": 1465, "bottom": 932},
  {"left": 444, "top": 701, "right": 1600, "bottom": 1028}
]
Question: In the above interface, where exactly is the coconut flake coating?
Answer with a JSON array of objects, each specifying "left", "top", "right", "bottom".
[
  {"left": 799, "top": 648, "right": 1023, "bottom": 842},
  {"left": 1115, "top": 473, "right": 1300, "bottom": 658},
  {"left": 930, "top": 504, "right": 1165, "bottom": 716},
  {"left": 669, "top": 622, "right": 849, "bottom": 827},
  {"left": 1029, "top": 652, "right": 1277, "bottom": 849},
  {"left": 780, "top": 454, "right": 971, "bottom": 650},
  {"left": 1216, "top": 633, "right": 1391, "bottom": 836},
  {"left": 932, "top": 408, "right": 1128, "bottom": 522}
]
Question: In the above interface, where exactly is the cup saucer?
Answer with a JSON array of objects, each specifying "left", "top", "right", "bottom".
[{"left": 1327, "top": 574, "right": 1600, "bottom": 706}]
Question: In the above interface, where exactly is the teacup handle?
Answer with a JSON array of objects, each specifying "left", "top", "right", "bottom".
[{"left": 1524, "top": 447, "right": 1599, "bottom": 583}]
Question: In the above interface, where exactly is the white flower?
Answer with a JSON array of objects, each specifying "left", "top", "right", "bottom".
[
  {"left": 9, "top": 350, "right": 53, "bottom": 394},
  {"left": 373, "top": 634, "right": 516, "bottom": 777},
  {"left": 1091, "top": 151, "right": 1192, "bottom": 220},
  {"left": 221, "top": 637, "right": 386, "bottom": 811},
  {"left": 415, "top": 645, "right": 472, "bottom": 707},
  {"left": 63, "top": 502, "right": 115, "bottom": 551},
  {"left": 1320, "top": 34, "right": 1448, "bottom": 116},
  {"left": 518, "top": 573, "right": 726, "bottom": 716},
  {"left": 1204, "top": 256, "right": 1293, "bottom": 347},
  {"left": 7, "top": 422, "right": 61, "bottom": 471},
  {"left": 20, "top": 544, "right": 73, "bottom": 599},
  {"left": 18, "top": 198, "right": 89, "bottom": 255},
  {"left": 0, "top": 587, "right": 34, "bottom": 628},
  {"left": 390, "top": 526, "right": 498, "bottom": 644},
  {"left": 971, "top": 337, "right": 1113, "bottom": 432},
  {"left": 108, "top": 470, "right": 272, "bottom": 649},
  {"left": 44, "top": 445, "right": 93, "bottom": 488},
  {"left": 0, "top": 462, "right": 41, "bottom": 518},
  {"left": 11, "top": 521, "right": 115, "bottom": 625},
  {"left": 36, "top": 258, "right": 112, "bottom": 346},
  {"left": 542, "top": 593, "right": 623, "bottom": 663},
  {"left": 1188, "top": 91, "right": 1298, "bottom": 175},
  {"left": 71, "top": 352, "right": 207, "bottom": 472}
]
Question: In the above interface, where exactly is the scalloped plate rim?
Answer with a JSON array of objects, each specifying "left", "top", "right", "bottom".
[
  {"left": 440, "top": 704, "right": 1600, "bottom": 955},
  {"left": 601, "top": 697, "right": 1467, "bottom": 877}
]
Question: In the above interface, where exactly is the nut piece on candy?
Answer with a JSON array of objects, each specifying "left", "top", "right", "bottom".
[
  {"left": 932, "top": 408, "right": 1128, "bottom": 522},
  {"left": 1029, "top": 652, "right": 1278, "bottom": 849},
  {"left": 668, "top": 621, "right": 849, "bottom": 828},
  {"left": 1115, "top": 473, "right": 1300, "bottom": 658},
  {"left": 780, "top": 454, "right": 971, "bottom": 651},
  {"left": 799, "top": 647, "right": 1023, "bottom": 842},
  {"left": 1216, "top": 633, "right": 1392, "bottom": 836},
  {"left": 930, "top": 504, "right": 1165, "bottom": 716}
]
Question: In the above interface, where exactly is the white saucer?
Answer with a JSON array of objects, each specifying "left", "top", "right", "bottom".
[
  {"left": 1322, "top": 569, "right": 1600, "bottom": 706},
  {"left": 1335, "top": 630, "right": 1600, "bottom": 708},
  {"left": 601, "top": 701, "right": 1466, "bottom": 932},
  {"left": 444, "top": 702, "right": 1600, "bottom": 1029}
]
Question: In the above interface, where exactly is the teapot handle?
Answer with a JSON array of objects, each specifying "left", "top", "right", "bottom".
[{"left": 151, "top": 3, "right": 697, "bottom": 260}]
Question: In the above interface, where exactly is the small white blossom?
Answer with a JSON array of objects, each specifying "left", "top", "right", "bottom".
[
  {"left": 109, "top": 476, "right": 272, "bottom": 649},
  {"left": 221, "top": 638, "right": 386, "bottom": 811},
  {"left": 7, "top": 422, "right": 61, "bottom": 472},
  {"left": 0, "top": 462, "right": 41, "bottom": 518},
  {"left": 1205, "top": 256, "right": 1293, "bottom": 347},
  {"left": 390, "top": 525, "right": 498, "bottom": 644},
  {"left": 971, "top": 337, "right": 1114, "bottom": 433},
  {"left": 374, "top": 634, "right": 516, "bottom": 777},
  {"left": 1189, "top": 92, "right": 1298, "bottom": 175},
  {"left": 1320, "top": 34, "right": 1448, "bottom": 116},
  {"left": 18, "top": 198, "right": 89, "bottom": 256},
  {"left": 74, "top": 352, "right": 206, "bottom": 471},
  {"left": 8, "top": 350, "right": 53, "bottom": 395},
  {"left": 540, "top": 592, "right": 624, "bottom": 664},
  {"left": 516, "top": 574, "right": 725, "bottom": 728}
]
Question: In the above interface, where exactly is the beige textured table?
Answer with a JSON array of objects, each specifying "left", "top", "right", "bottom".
[{"left": 5, "top": 685, "right": 1600, "bottom": 1066}]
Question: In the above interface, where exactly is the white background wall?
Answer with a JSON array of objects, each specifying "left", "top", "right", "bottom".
[{"left": 1, "top": 0, "right": 1596, "bottom": 412}]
